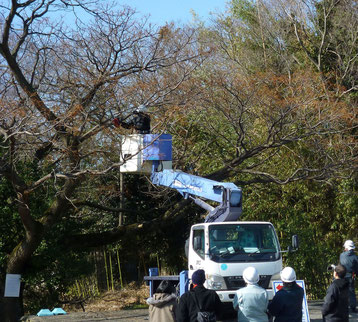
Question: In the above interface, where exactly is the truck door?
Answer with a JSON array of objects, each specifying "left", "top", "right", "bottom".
[{"left": 189, "top": 227, "right": 205, "bottom": 272}]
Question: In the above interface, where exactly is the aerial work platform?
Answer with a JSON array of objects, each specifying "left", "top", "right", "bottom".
[{"left": 120, "top": 134, "right": 172, "bottom": 173}]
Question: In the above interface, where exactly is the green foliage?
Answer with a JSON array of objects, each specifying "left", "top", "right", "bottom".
[
  {"left": 243, "top": 178, "right": 358, "bottom": 299},
  {"left": 0, "top": 157, "right": 94, "bottom": 313},
  {"left": 23, "top": 250, "right": 93, "bottom": 314},
  {"left": 0, "top": 159, "right": 54, "bottom": 274},
  {"left": 231, "top": 0, "right": 257, "bottom": 26},
  {"left": 314, "top": 0, "right": 358, "bottom": 87},
  {"left": 0, "top": 177, "right": 21, "bottom": 273},
  {"left": 71, "top": 171, "right": 192, "bottom": 275}
]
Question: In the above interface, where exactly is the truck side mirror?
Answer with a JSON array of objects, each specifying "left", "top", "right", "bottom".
[
  {"left": 193, "top": 236, "right": 202, "bottom": 251},
  {"left": 286, "top": 235, "right": 299, "bottom": 253},
  {"left": 291, "top": 235, "right": 299, "bottom": 249}
]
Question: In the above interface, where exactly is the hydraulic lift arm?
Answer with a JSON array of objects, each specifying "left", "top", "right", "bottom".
[{"left": 151, "top": 169, "right": 242, "bottom": 222}]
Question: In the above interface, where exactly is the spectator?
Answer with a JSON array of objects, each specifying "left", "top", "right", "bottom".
[
  {"left": 233, "top": 266, "right": 269, "bottom": 321},
  {"left": 340, "top": 239, "right": 358, "bottom": 313},
  {"left": 176, "top": 269, "right": 223, "bottom": 322},
  {"left": 146, "top": 280, "right": 177, "bottom": 322},
  {"left": 321, "top": 264, "right": 349, "bottom": 322},
  {"left": 268, "top": 266, "right": 304, "bottom": 322}
]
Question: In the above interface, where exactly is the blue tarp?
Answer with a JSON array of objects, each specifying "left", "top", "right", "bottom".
[
  {"left": 37, "top": 309, "right": 53, "bottom": 316},
  {"left": 52, "top": 307, "right": 67, "bottom": 315}
]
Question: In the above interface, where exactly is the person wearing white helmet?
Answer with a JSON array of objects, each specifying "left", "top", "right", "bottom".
[
  {"left": 268, "top": 266, "right": 304, "bottom": 322},
  {"left": 339, "top": 239, "right": 358, "bottom": 312},
  {"left": 232, "top": 266, "right": 269, "bottom": 321}
]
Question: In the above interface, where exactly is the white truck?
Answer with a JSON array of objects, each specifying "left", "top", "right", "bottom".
[
  {"left": 120, "top": 133, "right": 298, "bottom": 306},
  {"left": 188, "top": 221, "right": 286, "bottom": 302}
]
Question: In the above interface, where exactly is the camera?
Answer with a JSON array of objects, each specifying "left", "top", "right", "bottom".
[{"left": 327, "top": 264, "right": 336, "bottom": 271}]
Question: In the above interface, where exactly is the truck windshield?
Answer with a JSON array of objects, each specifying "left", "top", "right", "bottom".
[{"left": 208, "top": 224, "right": 280, "bottom": 262}]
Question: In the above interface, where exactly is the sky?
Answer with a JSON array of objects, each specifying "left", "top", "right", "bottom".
[{"left": 118, "top": 0, "right": 228, "bottom": 26}]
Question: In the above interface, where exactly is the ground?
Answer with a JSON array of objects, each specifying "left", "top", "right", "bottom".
[
  {"left": 62, "top": 283, "right": 149, "bottom": 313},
  {"left": 22, "top": 284, "right": 358, "bottom": 322}
]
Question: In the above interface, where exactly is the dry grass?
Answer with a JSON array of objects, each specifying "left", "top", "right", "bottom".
[{"left": 64, "top": 282, "right": 149, "bottom": 312}]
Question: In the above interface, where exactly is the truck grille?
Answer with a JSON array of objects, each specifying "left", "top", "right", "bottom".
[{"left": 224, "top": 275, "right": 271, "bottom": 290}]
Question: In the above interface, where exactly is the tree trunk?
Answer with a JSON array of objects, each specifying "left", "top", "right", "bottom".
[
  {"left": 1, "top": 281, "right": 24, "bottom": 322},
  {"left": 0, "top": 178, "right": 79, "bottom": 321},
  {"left": 1, "top": 235, "right": 42, "bottom": 321}
]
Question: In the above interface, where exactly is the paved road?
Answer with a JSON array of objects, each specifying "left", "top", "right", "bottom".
[{"left": 23, "top": 301, "right": 358, "bottom": 321}]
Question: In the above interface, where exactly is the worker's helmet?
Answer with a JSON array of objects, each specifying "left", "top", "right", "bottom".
[
  {"left": 344, "top": 240, "right": 355, "bottom": 250},
  {"left": 243, "top": 267, "right": 259, "bottom": 284},
  {"left": 280, "top": 266, "right": 296, "bottom": 282}
]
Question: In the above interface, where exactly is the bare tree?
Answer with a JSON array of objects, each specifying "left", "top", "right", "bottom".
[
  {"left": 182, "top": 70, "right": 358, "bottom": 185},
  {"left": 166, "top": 1, "right": 358, "bottom": 186},
  {"left": 0, "top": 1, "right": 203, "bottom": 319}
]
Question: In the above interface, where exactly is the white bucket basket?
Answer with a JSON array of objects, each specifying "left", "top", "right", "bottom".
[{"left": 120, "top": 134, "right": 172, "bottom": 174}]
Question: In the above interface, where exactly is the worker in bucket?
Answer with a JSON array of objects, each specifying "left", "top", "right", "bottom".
[
  {"left": 339, "top": 239, "right": 358, "bottom": 313},
  {"left": 233, "top": 266, "right": 269, "bottom": 321},
  {"left": 268, "top": 266, "right": 304, "bottom": 322},
  {"left": 146, "top": 280, "right": 177, "bottom": 322}
]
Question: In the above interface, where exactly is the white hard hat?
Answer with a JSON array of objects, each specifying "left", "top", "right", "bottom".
[
  {"left": 344, "top": 240, "right": 355, "bottom": 250},
  {"left": 280, "top": 267, "right": 296, "bottom": 282},
  {"left": 243, "top": 267, "right": 259, "bottom": 284}
]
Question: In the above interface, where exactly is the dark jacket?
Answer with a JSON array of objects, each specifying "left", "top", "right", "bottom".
[
  {"left": 321, "top": 278, "right": 349, "bottom": 322},
  {"left": 268, "top": 282, "right": 304, "bottom": 322},
  {"left": 146, "top": 293, "right": 177, "bottom": 322},
  {"left": 176, "top": 285, "right": 223, "bottom": 322},
  {"left": 340, "top": 250, "right": 358, "bottom": 278}
]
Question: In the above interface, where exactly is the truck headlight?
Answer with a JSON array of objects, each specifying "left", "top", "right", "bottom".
[{"left": 206, "top": 274, "right": 226, "bottom": 290}]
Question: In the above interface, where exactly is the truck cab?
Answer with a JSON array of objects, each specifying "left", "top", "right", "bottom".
[{"left": 189, "top": 221, "right": 282, "bottom": 302}]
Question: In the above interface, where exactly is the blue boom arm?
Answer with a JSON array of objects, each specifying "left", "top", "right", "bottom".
[
  {"left": 118, "top": 133, "right": 242, "bottom": 222},
  {"left": 151, "top": 170, "right": 242, "bottom": 222}
]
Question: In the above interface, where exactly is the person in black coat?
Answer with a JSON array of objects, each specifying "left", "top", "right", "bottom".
[
  {"left": 268, "top": 266, "right": 304, "bottom": 322},
  {"left": 340, "top": 240, "right": 358, "bottom": 312},
  {"left": 321, "top": 264, "right": 349, "bottom": 322},
  {"left": 176, "top": 269, "right": 223, "bottom": 322},
  {"left": 113, "top": 111, "right": 151, "bottom": 134}
]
